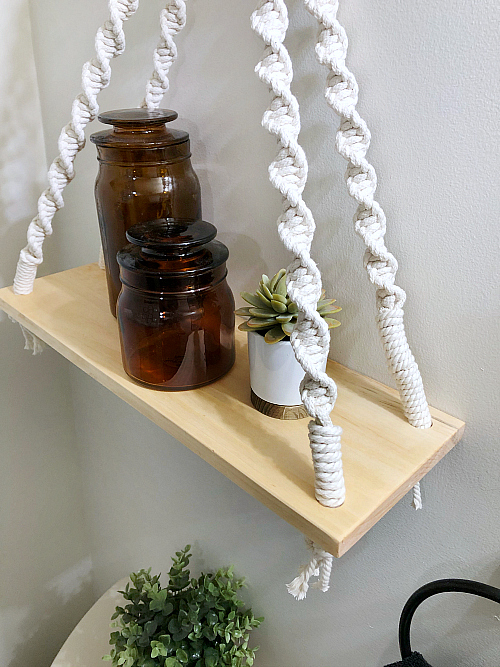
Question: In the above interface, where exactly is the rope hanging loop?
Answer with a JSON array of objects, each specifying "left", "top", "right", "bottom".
[{"left": 252, "top": 0, "right": 346, "bottom": 509}]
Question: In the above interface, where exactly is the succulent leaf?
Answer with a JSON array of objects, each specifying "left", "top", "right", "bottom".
[
  {"left": 264, "top": 326, "right": 286, "bottom": 343},
  {"left": 249, "top": 307, "right": 276, "bottom": 319},
  {"left": 275, "top": 274, "right": 287, "bottom": 297},
  {"left": 272, "top": 293, "right": 287, "bottom": 304},
  {"left": 318, "top": 305, "right": 342, "bottom": 315},
  {"left": 255, "top": 290, "right": 272, "bottom": 308},
  {"left": 317, "top": 298, "right": 336, "bottom": 309},
  {"left": 247, "top": 318, "right": 277, "bottom": 329},
  {"left": 324, "top": 317, "right": 341, "bottom": 329},
  {"left": 234, "top": 307, "right": 253, "bottom": 317},
  {"left": 281, "top": 321, "right": 295, "bottom": 335},
  {"left": 275, "top": 314, "right": 293, "bottom": 323},
  {"left": 287, "top": 302, "right": 298, "bottom": 314},
  {"left": 260, "top": 283, "right": 273, "bottom": 300},
  {"left": 241, "top": 292, "right": 263, "bottom": 308},
  {"left": 270, "top": 299, "right": 287, "bottom": 313},
  {"left": 269, "top": 269, "right": 286, "bottom": 292},
  {"left": 261, "top": 274, "right": 270, "bottom": 289}
]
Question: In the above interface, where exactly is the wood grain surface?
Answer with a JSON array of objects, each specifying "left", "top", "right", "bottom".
[{"left": 0, "top": 264, "right": 465, "bottom": 557}]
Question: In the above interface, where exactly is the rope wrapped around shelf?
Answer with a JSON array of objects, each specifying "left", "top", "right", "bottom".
[{"left": 251, "top": 0, "right": 346, "bottom": 511}]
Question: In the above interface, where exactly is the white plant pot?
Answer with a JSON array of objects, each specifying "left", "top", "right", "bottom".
[{"left": 247, "top": 331, "right": 307, "bottom": 419}]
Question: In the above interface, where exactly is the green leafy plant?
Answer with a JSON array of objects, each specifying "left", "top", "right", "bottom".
[
  {"left": 104, "top": 546, "right": 263, "bottom": 667},
  {"left": 236, "top": 269, "right": 341, "bottom": 343}
]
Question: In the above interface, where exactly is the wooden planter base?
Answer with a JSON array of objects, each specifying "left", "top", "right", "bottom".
[{"left": 250, "top": 389, "right": 308, "bottom": 420}]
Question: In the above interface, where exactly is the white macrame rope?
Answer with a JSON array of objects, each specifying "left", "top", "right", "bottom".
[
  {"left": 13, "top": 0, "right": 140, "bottom": 299},
  {"left": 303, "top": 0, "right": 432, "bottom": 432},
  {"left": 252, "top": 0, "right": 345, "bottom": 510},
  {"left": 96, "top": 0, "right": 186, "bottom": 267},
  {"left": 412, "top": 481, "right": 423, "bottom": 510},
  {"left": 141, "top": 1, "right": 186, "bottom": 110},
  {"left": 287, "top": 539, "right": 334, "bottom": 600},
  {"left": 8, "top": 317, "right": 45, "bottom": 355}
]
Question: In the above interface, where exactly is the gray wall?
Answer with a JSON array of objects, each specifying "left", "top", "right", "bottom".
[
  {"left": 3, "top": 0, "right": 500, "bottom": 665},
  {"left": 0, "top": 2, "right": 94, "bottom": 666}
]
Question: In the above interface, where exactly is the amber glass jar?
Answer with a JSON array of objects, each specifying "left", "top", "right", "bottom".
[
  {"left": 117, "top": 219, "right": 235, "bottom": 391},
  {"left": 90, "top": 109, "right": 202, "bottom": 316}
]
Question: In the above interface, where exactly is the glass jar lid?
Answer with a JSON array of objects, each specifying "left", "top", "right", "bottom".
[
  {"left": 90, "top": 108, "right": 189, "bottom": 150},
  {"left": 117, "top": 219, "right": 229, "bottom": 287},
  {"left": 98, "top": 108, "right": 178, "bottom": 127},
  {"left": 126, "top": 219, "right": 217, "bottom": 254}
]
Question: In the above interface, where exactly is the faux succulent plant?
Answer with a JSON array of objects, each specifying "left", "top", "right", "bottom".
[{"left": 236, "top": 269, "right": 341, "bottom": 343}]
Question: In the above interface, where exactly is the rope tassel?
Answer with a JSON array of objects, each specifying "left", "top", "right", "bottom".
[
  {"left": 287, "top": 539, "right": 334, "bottom": 600},
  {"left": 252, "top": 0, "right": 346, "bottom": 509}
]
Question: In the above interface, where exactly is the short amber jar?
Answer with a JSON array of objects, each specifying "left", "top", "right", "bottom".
[
  {"left": 117, "top": 219, "right": 235, "bottom": 391},
  {"left": 90, "top": 109, "right": 202, "bottom": 316}
]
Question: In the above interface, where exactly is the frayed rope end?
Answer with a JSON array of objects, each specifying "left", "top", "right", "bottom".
[
  {"left": 411, "top": 482, "right": 423, "bottom": 510},
  {"left": 10, "top": 318, "right": 45, "bottom": 355},
  {"left": 287, "top": 539, "right": 334, "bottom": 600}
]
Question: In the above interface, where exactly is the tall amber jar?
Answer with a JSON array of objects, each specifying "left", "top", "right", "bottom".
[
  {"left": 117, "top": 219, "right": 235, "bottom": 391},
  {"left": 90, "top": 109, "right": 202, "bottom": 316}
]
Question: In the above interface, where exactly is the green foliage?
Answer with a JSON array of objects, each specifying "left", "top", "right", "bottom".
[
  {"left": 236, "top": 269, "right": 341, "bottom": 343},
  {"left": 103, "top": 546, "right": 263, "bottom": 667}
]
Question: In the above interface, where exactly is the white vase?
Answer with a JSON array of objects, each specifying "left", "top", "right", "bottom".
[{"left": 247, "top": 331, "right": 307, "bottom": 419}]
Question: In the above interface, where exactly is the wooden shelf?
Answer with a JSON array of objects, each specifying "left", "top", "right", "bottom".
[{"left": 0, "top": 264, "right": 464, "bottom": 557}]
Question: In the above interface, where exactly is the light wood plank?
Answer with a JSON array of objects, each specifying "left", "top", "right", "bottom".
[{"left": 0, "top": 264, "right": 465, "bottom": 557}]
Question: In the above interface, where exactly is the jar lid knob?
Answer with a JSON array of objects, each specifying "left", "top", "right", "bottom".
[
  {"left": 98, "top": 108, "right": 178, "bottom": 127},
  {"left": 126, "top": 219, "right": 218, "bottom": 254}
]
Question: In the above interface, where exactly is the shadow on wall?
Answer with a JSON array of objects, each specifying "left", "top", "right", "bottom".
[
  {"left": 1, "top": 555, "right": 93, "bottom": 667},
  {"left": 0, "top": 2, "right": 95, "bottom": 666}
]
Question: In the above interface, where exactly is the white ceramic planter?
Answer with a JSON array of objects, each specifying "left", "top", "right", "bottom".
[{"left": 247, "top": 331, "right": 307, "bottom": 419}]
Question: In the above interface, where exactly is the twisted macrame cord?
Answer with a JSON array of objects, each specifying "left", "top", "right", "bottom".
[
  {"left": 251, "top": 0, "right": 346, "bottom": 511},
  {"left": 12, "top": 0, "right": 140, "bottom": 352},
  {"left": 303, "top": 0, "right": 432, "bottom": 431},
  {"left": 286, "top": 539, "right": 333, "bottom": 600},
  {"left": 141, "top": 1, "right": 186, "bottom": 110},
  {"left": 12, "top": 0, "right": 186, "bottom": 351},
  {"left": 14, "top": 0, "right": 140, "bottom": 298},
  {"left": 304, "top": 0, "right": 429, "bottom": 522},
  {"left": 253, "top": 0, "right": 430, "bottom": 597}
]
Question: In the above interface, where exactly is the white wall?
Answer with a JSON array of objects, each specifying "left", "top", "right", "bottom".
[
  {"left": 0, "top": 2, "right": 95, "bottom": 666},
  {"left": 13, "top": 0, "right": 500, "bottom": 665}
]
